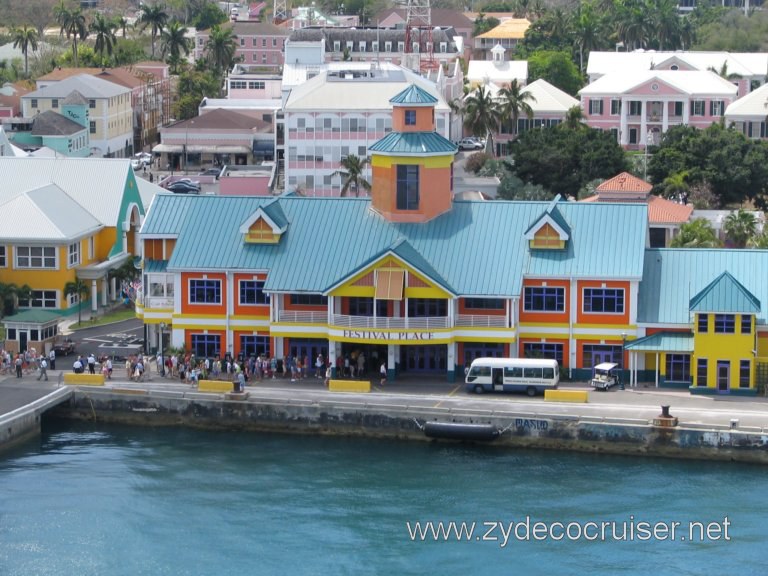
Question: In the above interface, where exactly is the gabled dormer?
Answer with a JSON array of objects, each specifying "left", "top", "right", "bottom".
[
  {"left": 524, "top": 196, "right": 571, "bottom": 250},
  {"left": 689, "top": 271, "right": 760, "bottom": 317},
  {"left": 239, "top": 199, "right": 288, "bottom": 244}
]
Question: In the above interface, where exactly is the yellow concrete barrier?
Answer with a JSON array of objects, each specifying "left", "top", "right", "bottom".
[
  {"left": 198, "top": 379, "right": 235, "bottom": 393},
  {"left": 63, "top": 373, "right": 105, "bottom": 386},
  {"left": 328, "top": 379, "right": 371, "bottom": 393},
  {"left": 545, "top": 389, "right": 589, "bottom": 403}
]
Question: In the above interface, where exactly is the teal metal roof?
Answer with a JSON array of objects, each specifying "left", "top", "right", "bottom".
[
  {"left": 689, "top": 271, "right": 761, "bottom": 314},
  {"left": 262, "top": 197, "right": 288, "bottom": 229},
  {"left": 144, "top": 259, "right": 168, "bottom": 273},
  {"left": 523, "top": 196, "right": 572, "bottom": 239},
  {"left": 638, "top": 249, "right": 768, "bottom": 324},
  {"left": 368, "top": 131, "right": 457, "bottom": 155},
  {"left": 3, "top": 310, "right": 61, "bottom": 324},
  {"left": 624, "top": 331, "right": 694, "bottom": 352},
  {"left": 141, "top": 196, "right": 648, "bottom": 297},
  {"left": 390, "top": 84, "right": 438, "bottom": 105}
]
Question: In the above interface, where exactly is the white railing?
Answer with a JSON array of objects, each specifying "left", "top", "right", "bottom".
[
  {"left": 331, "top": 314, "right": 450, "bottom": 329},
  {"left": 144, "top": 296, "right": 174, "bottom": 309},
  {"left": 278, "top": 311, "right": 328, "bottom": 324},
  {"left": 455, "top": 314, "right": 508, "bottom": 328}
]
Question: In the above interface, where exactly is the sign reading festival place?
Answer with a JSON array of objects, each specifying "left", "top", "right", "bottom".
[{"left": 342, "top": 330, "right": 436, "bottom": 341}]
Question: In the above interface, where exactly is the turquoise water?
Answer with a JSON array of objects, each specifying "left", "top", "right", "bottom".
[{"left": 0, "top": 418, "right": 765, "bottom": 575}]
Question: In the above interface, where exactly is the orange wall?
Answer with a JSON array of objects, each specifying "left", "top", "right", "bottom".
[
  {"left": 372, "top": 163, "right": 452, "bottom": 223},
  {"left": 144, "top": 239, "right": 163, "bottom": 260},
  {"left": 184, "top": 330, "right": 227, "bottom": 356},
  {"left": 233, "top": 273, "right": 269, "bottom": 317},
  {"left": 576, "top": 280, "right": 630, "bottom": 325},
  {"left": 180, "top": 272, "right": 227, "bottom": 315},
  {"left": 519, "top": 338, "right": 569, "bottom": 367},
  {"left": 518, "top": 279, "right": 570, "bottom": 324},
  {"left": 392, "top": 107, "right": 434, "bottom": 132},
  {"left": 576, "top": 339, "right": 626, "bottom": 368},
  {"left": 645, "top": 327, "right": 690, "bottom": 335}
]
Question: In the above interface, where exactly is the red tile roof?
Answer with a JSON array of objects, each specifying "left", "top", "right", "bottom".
[
  {"left": 647, "top": 196, "right": 693, "bottom": 224},
  {"left": 596, "top": 172, "right": 653, "bottom": 194}
]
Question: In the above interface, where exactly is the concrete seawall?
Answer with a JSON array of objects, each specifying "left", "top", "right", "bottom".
[
  {"left": 0, "top": 387, "right": 73, "bottom": 452},
  {"left": 47, "top": 388, "right": 768, "bottom": 464}
]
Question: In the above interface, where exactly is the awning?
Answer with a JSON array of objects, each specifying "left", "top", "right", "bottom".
[
  {"left": 624, "top": 332, "right": 694, "bottom": 353},
  {"left": 374, "top": 269, "right": 405, "bottom": 300},
  {"left": 152, "top": 144, "right": 183, "bottom": 153}
]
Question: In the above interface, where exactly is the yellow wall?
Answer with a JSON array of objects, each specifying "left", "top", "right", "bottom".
[
  {"left": 330, "top": 256, "right": 450, "bottom": 299},
  {"left": 693, "top": 313, "right": 755, "bottom": 390}
]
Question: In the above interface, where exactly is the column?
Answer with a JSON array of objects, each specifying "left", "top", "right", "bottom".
[
  {"left": 387, "top": 343, "right": 396, "bottom": 381},
  {"left": 91, "top": 280, "right": 98, "bottom": 312},
  {"left": 101, "top": 278, "right": 108, "bottom": 306},
  {"left": 274, "top": 337, "right": 284, "bottom": 360},
  {"left": 640, "top": 99, "right": 647, "bottom": 145},
  {"left": 619, "top": 97, "right": 629, "bottom": 145},
  {"left": 329, "top": 339, "right": 338, "bottom": 378},
  {"left": 110, "top": 276, "right": 117, "bottom": 301},
  {"left": 662, "top": 100, "right": 669, "bottom": 132},
  {"left": 447, "top": 341, "right": 456, "bottom": 383},
  {"left": 682, "top": 100, "right": 689, "bottom": 125}
]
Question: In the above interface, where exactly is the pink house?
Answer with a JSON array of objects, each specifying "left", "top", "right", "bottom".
[
  {"left": 579, "top": 70, "right": 738, "bottom": 149},
  {"left": 195, "top": 22, "right": 289, "bottom": 71}
]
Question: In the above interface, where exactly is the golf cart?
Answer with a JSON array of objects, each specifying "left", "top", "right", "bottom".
[{"left": 590, "top": 362, "right": 621, "bottom": 391}]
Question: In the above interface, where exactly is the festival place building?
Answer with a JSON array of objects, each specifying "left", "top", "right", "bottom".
[{"left": 137, "top": 84, "right": 768, "bottom": 395}]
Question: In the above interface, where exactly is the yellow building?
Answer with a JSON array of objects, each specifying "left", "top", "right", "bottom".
[{"left": 0, "top": 157, "right": 157, "bottom": 352}]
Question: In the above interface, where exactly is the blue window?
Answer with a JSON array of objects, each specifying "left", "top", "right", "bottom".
[
  {"left": 189, "top": 279, "right": 221, "bottom": 304},
  {"left": 240, "top": 280, "right": 269, "bottom": 305},
  {"left": 523, "top": 342, "right": 564, "bottom": 365},
  {"left": 524, "top": 287, "right": 564, "bottom": 312},
  {"left": 405, "top": 110, "right": 416, "bottom": 125},
  {"left": 408, "top": 298, "right": 447, "bottom": 317},
  {"left": 697, "top": 358, "right": 707, "bottom": 386},
  {"left": 464, "top": 298, "right": 505, "bottom": 310},
  {"left": 665, "top": 354, "right": 691, "bottom": 383},
  {"left": 396, "top": 165, "right": 419, "bottom": 210},
  {"left": 697, "top": 314, "right": 708, "bottom": 333},
  {"left": 348, "top": 297, "right": 388, "bottom": 317},
  {"left": 240, "top": 335, "right": 270, "bottom": 358},
  {"left": 191, "top": 334, "right": 220, "bottom": 357},
  {"left": 740, "top": 360, "right": 751, "bottom": 388},
  {"left": 583, "top": 288, "right": 624, "bottom": 314},
  {"left": 289, "top": 294, "right": 328, "bottom": 306},
  {"left": 463, "top": 343, "right": 504, "bottom": 366},
  {"left": 741, "top": 315, "right": 752, "bottom": 334},
  {"left": 714, "top": 314, "right": 735, "bottom": 334}
]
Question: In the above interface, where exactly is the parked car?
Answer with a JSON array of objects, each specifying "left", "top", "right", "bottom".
[
  {"left": 167, "top": 180, "right": 201, "bottom": 194},
  {"left": 457, "top": 138, "right": 484, "bottom": 151},
  {"left": 135, "top": 152, "right": 152, "bottom": 165},
  {"left": 52, "top": 337, "right": 76, "bottom": 355},
  {"left": 590, "top": 362, "right": 621, "bottom": 391},
  {"left": 199, "top": 168, "right": 221, "bottom": 179},
  {"left": 130, "top": 158, "right": 142, "bottom": 170}
]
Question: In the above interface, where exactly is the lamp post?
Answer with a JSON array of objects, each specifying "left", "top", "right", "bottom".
[
  {"left": 159, "top": 322, "right": 166, "bottom": 377},
  {"left": 644, "top": 130, "right": 654, "bottom": 181},
  {"left": 620, "top": 331, "right": 627, "bottom": 390}
]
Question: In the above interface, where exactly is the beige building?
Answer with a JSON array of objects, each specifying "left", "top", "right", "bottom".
[{"left": 22, "top": 74, "right": 133, "bottom": 157}]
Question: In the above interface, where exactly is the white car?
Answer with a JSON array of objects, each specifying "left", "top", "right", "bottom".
[
  {"left": 130, "top": 158, "right": 142, "bottom": 170},
  {"left": 135, "top": 152, "right": 152, "bottom": 166},
  {"left": 457, "top": 138, "right": 484, "bottom": 151}
]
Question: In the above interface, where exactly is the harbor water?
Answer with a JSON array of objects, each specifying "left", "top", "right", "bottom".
[{"left": 0, "top": 418, "right": 765, "bottom": 575}]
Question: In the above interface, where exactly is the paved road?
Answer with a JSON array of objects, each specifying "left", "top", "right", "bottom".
[{"left": 61, "top": 318, "right": 144, "bottom": 362}]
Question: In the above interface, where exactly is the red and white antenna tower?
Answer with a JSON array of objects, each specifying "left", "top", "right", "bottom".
[
  {"left": 273, "top": 0, "right": 288, "bottom": 24},
  {"left": 403, "top": 0, "right": 436, "bottom": 71}
]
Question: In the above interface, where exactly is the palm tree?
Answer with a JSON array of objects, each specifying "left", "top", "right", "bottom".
[
  {"left": 64, "top": 278, "right": 89, "bottom": 326},
  {"left": 11, "top": 25, "right": 38, "bottom": 76},
  {"left": 462, "top": 86, "right": 502, "bottom": 156},
  {"left": 114, "top": 16, "right": 129, "bottom": 38},
  {"left": 55, "top": 2, "right": 88, "bottom": 68},
  {"left": 140, "top": 3, "right": 169, "bottom": 59},
  {"left": 561, "top": 105, "right": 586, "bottom": 130},
  {"left": 332, "top": 155, "right": 371, "bottom": 197},
  {"left": 708, "top": 61, "right": 742, "bottom": 82},
  {"left": 0, "top": 283, "right": 32, "bottom": 317},
  {"left": 90, "top": 13, "right": 117, "bottom": 64},
  {"left": 498, "top": 80, "right": 536, "bottom": 139},
  {"left": 670, "top": 218, "right": 721, "bottom": 248},
  {"left": 616, "top": 4, "right": 650, "bottom": 51},
  {"left": 572, "top": 2, "right": 603, "bottom": 73},
  {"left": 205, "top": 24, "right": 238, "bottom": 75},
  {"left": 661, "top": 170, "right": 689, "bottom": 200},
  {"left": 724, "top": 209, "right": 757, "bottom": 248},
  {"left": 651, "top": 0, "right": 681, "bottom": 51},
  {"left": 160, "top": 20, "right": 190, "bottom": 73}
]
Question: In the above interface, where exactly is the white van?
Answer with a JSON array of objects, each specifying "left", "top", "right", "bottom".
[{"left": 465, "top": 357, "right": 559, "bottom": 396}]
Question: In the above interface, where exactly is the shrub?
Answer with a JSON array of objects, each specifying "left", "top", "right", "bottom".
[{"left": 464, "top": 152, "right": 491, "bottom": 174}]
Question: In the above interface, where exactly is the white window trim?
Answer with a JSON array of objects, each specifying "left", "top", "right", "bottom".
[
  {"left": 188, "top": 278, "right": 222, "bottom": 306},
  {"left": 68, "top": 242, "right": 81, "bottom": 268},
  {"left": 15, "top": 246, "right": 58, "bottom": 270},
  {"left": 581, "top": 287, "right": 626, "bottom": 315},
  {"left": 0, "top": 245, "right": 6, "bottom": 267},
  {"left": 522, "top": 286, "right": 566, "bottom": 313}
]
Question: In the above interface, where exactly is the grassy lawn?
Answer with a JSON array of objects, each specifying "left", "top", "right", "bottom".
[{"left": 70, "top": 307, "right": 137, "bottom": 330}]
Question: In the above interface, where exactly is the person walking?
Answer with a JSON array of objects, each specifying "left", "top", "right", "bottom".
[
  {"left": 49, "top": 349, "right": 56, "bottom": 371},
  {"left": 380, "top": 362, "right": 387, "bottom": 387},
  {"left": 15, "top": 354, "right": 23, "bottom": 378},
  {"left": 87, "top": 353, "right": 96, "bottom": 374},
  {"left": 37, "top": 357, "right": 49, "bottom": 381}
]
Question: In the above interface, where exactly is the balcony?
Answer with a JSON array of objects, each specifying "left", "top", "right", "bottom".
[
  {"left": 455, "top": 314, "right": 508, "bottom": 328},
  {"left": 278, "top": 310, "right": 327, "bottom": 324},
  {"left": 143, "top": 296, "right": 174, "bottom": 309},
  {"left": 331, "top": 314, "right": 450, "bottom": 330}
]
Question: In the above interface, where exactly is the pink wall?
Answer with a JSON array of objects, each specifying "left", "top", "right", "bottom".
[{"left": 219, "top": 175, "right": 271, "bottom": 196}]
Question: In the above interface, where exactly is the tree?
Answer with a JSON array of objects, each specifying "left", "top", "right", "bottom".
[
  {"left": 510, "top": 126, "right": 630, "bottom": 198},
  {"left": 561, "top": 105, "right": 585, "bottom": 130},
  {"left": 160, "top": 20, "right": 190, "bottom": 73},
  {"left": 205, "top": 24, "right": 237, "bottom": 75},
  {"left": 174, "top": 69, "right": 221, "bottom": 119},
  {"left": 650, "top": 0, "right": 682, "bottom": 50},
  {"left": 497, "top": 79, "right": 535, "bottom": 138},
  {"left": 723, "top": 209, "right": 757, "bottom": 248},
  {"left": 473, "top": 13, "right": 500, "bottom": 36},
  {"left": 55, "top": 2, "right": 88, "bottom": 68},
  {"left": 114, "top": 16, "right": 129, "bottom": 38},
  {"left": 192, "top": 3, "right": 227, "bottom": 30},
  {"left": 11, "top": 25, "right": 38, "bottom": 76},
  {"left": 526, "top": 51, "right": 583, "bottom": 96},
  {"left": 462, "top": 86, "right": 502, "bottom": 156},
  {"left": 90, "top": 13, "right": 117, "bottom": 64},
  {"left": 572, "top": 2, "right": 604, "bottom": 73},
  {"left": 140, "top": 3, "right": 169, "bottom": 59},
  {"left": 670, "top": 218, "right": 720, "bottom": 248},
  {"left": 0, "top": 283, "right": 32, "bottom": 317},
  {"left": 332, "top": 154, "right": 371, "bottom": 197},
  {"left": 64, "top": 277, "right": 89, "bottom": 326}
]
